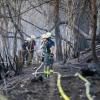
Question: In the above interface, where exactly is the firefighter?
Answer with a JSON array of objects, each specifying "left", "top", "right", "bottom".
[
  {"left": 41, "top": 33, "right": 55, "bottom": 77},
  {"left": 22, "top": 38, "right": 30, "bottom": 64},
  {"left": 46, "top": 32, "right": 55, "bottom": 69},
  {"left": 29, "top": 35, "right": 36, "bottom": 63}
]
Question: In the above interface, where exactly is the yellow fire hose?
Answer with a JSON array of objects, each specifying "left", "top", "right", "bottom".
[
  {"left": 57, "top": 73, "right": 70, "bottom": 100},
  {"left": 75, "top": 72, "right": 93, "bottom": 100},
  {"left": 33, "top": 67, "right": 70, "bottom": 100}
]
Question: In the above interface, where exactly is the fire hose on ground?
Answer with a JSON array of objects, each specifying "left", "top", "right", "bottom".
[
  {"left": 33, "top": 63, "right": 94, "bottom": 100},
  {"left": 75, "top": 72, "right": 94, "bottom": 100},
  {"left": 32, "top": 63, "right": 70, "bottom": 100}
]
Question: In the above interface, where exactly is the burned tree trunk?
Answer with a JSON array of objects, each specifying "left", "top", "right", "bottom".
[
  {"left": 13, "top": 0, "right": 22, "bottom": 57},
  {"left": 90, "top": 0, "right": 98, "bottom": 63},
  {"left": 54, "top": 0, "right": 63, "bottom": 61}
]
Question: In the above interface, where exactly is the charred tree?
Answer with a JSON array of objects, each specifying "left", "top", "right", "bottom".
[
  {"left": 54, "top": 0, "right": 63, "bottom": 61},
  {"left": 90, "top": 0, "right": 98, "bottom": 63}
]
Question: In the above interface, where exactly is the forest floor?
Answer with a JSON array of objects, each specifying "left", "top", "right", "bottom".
[{"left": 0, "top": 50, "right": 100, "bottom": 100}]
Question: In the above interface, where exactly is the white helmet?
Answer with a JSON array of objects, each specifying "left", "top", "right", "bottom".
[
  {"left": 26, "top": 37, "right": 31, "bottom": 41},
  {"left": 46, "top": 32, "right": 52, "bottom": 38},
  {"left": 41, "top": 34, "right": 48, "bottom": 39},
  {"left": 31, "top": 35, "right": 36, "bottom": 39}
]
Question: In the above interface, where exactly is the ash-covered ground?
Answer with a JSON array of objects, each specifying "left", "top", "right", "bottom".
[{"left": 0, "top": 52, "right": 100, "bottom": 100}]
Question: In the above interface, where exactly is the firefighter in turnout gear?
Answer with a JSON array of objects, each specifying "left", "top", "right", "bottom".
[
  {"left": 41, "top": 32, "right": 55, "bottom": 77},
  {"left": 22, "top": 38, "right": 30, "bottom": 65},
  {"left": 29, "top": 35, "right": 36, "bottom": 64}
]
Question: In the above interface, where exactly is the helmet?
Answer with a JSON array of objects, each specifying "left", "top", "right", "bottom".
[
  {"left": 31, "top": 35, "right": 36, "bottom": 39},
  {"left": 41, "top": 34, "right": 48, "bottom": 39},
  {"left": 25, "top": 40, "right": 27, "bottom": 42},
  {"left": 46, "top": 32, "right": 52, "bottom": 38},
  {"left": 26, "top": 37, "right": 31, "bottom": 41}
]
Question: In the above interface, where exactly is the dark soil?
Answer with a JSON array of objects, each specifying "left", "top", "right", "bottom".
[{"left": 0, "top": 56, "right": 100, "bottom": 100}]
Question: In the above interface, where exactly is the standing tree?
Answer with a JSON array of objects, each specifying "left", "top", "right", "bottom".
[
  {"left": 54, "top": 0, "right": 63, "bottom": 61},
  {"left": 90, "top": 0, "right": 98, "bottom": 63}
]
